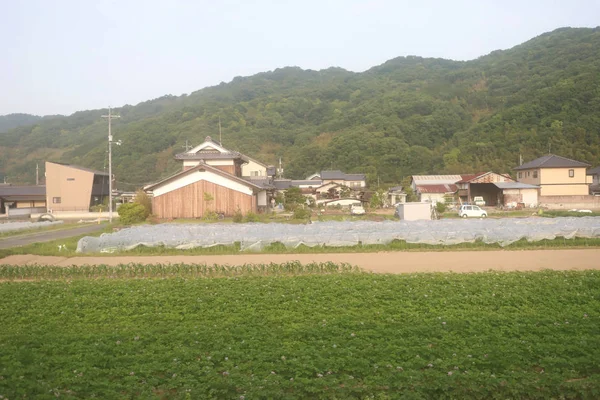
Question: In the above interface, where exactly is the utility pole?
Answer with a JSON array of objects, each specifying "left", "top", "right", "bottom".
[
  {"left": 218, "top": 116, "right": 222, "bottom": 146},
  {"left": 101, "top": 107, "right": 121, "bottom": 223},
  {"left": 36, "top": 163, "right": 39, "bottom": 186},
  {"left": 182, "top": 140, "right": 192, "bottom": 152}
]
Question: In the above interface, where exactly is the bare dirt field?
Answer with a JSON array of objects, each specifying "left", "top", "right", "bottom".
[{"left": 1, "top": 249, "right": 599, "bottom": 273}]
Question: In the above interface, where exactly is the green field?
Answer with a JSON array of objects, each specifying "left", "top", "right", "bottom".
[{"left": 1, "top": 265, "right": 599, "bottom": 399}]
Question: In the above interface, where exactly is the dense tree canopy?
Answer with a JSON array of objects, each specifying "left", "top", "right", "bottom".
[{"left": 1, "top": 27, "right": 599, "bottom": 187}]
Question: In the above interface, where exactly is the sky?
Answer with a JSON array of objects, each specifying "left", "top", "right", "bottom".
[{"left": 1, "top": 0, "right": 598, "bottom": 116}]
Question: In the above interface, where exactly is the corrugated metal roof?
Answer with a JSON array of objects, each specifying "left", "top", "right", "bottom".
[
  {"left": 494, "top": 182, "right": 539, "bottom": 189},
  {"left": 514, "top": 154, "right": 590, "bottom": 170},
  {"left": 412, "top": 175, "right": 462, "bottom": 185},
  {"left": 416, "top": 184, "right": 457, "bottom": 193}
]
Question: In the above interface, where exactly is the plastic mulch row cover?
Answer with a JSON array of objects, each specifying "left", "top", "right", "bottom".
[{"left": 76, "top": 217, "right": 600, "bottom": 253}]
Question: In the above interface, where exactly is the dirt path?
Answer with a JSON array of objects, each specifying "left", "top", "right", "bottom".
[{"left": 1, "top": 249, "right": 599, "bottom": 273}]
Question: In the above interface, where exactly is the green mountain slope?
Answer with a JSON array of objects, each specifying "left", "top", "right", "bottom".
[
  {"left": 0, "top": 113, "right": 44, "bottom": 133},
  {"left": 2, "top": 27, "right": 599, "bottom": 187}
]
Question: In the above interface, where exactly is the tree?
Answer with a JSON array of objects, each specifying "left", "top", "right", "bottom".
[{"left": 134, "top": 189, "right": 152, "bottom": 217}]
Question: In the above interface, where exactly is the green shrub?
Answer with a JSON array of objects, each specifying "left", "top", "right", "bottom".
[
  {"left": 204, "top": 211, "right": 218, "bottom": 221},
  {"left": 293, "top": 207, "right": 311, "bottom": 219},
  {"left": 134, "top": 189, "right": 152, "bottom": 216},
  {"left": 90, "top": 204, "right": 107, "bottom": 212},
  {"left": 245, "top": 211, "right": 259, "bottom": 222},
  {"left": 117, "top": 203, "right": 148, "bottom": 225},
  {"left": 435, "top": 202, "right": 447, "bottom": 214},
  {"left": 232, "top": 208, "right": 243, "bottom": 223}
]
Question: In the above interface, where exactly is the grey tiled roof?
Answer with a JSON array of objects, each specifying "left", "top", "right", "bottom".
[
  {"left": 273, "top": 180, "right": 292, "bottom": 190},
  {"left": 587, "top": 166, "right": 600, "bottom": 176},
  {"left": 0, "top": 185, "right": 46, "bottom": 198},
  {"left": 320, "top": 170, "right": 366, "bottom": 181},
  {"left": 49, "top": 162, "right": 109, "bottom": 176},
  {"left": 514, "top": 155, "right": 590, "bottom": 170}
]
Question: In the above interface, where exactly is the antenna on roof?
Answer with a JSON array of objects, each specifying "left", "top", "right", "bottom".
[
  {"left": 182, "top": 140, "right": 192, "bottom": 152},
  {"left": 548, "top": 142, "right": 551, "bottom": 155},
  {"left": 519, "top": 154, "right": 523, "bottom": 166},
  {"left": 218, "top": 116, "right": 222, "bottom": 146}
]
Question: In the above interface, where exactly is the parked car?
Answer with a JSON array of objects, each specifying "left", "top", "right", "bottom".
[
  {"left": 458, "top": 205, "right": 487, "bottom": 218},
  {"left": 473, "top": 196, "right": 486, "bottom": 206},
  {"left": 350, "top": 203, "right": 366, "bottom": 215}
]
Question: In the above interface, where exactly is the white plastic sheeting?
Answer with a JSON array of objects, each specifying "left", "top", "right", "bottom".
[
  {"left": 0, "top": 220, "right": 63, "bottom": 233},
  {"left": 76, "top": 217, "right": 600, "bottom": 253}
]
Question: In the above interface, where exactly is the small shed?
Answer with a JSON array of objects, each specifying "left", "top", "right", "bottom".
[
  {"left": 395, "top": 202, "right": 432, "bottom": 221},
  {"left": 494, "top": 182, "right": 539, "bottom": 208}
]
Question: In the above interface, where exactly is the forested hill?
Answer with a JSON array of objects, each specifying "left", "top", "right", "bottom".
[
  {"left": 1, "top": 27, "right": 600, "bottom": 187},
  {"left": 0, "top": 114, "right": 44, "bottom": 133}
]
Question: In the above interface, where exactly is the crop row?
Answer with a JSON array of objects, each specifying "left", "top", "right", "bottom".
[
  {"left": 0, "top": 261, "right": 358, "bottom": 281},
  {"left": 1, "top": 269, "right": 599, "bottom": 398}
]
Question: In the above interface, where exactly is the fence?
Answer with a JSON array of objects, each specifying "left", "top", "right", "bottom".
[{"left": 539, "top": 195, "right": 600, "bottom": 210}]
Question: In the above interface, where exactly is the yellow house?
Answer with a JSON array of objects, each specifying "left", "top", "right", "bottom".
[{"left": 514, "top": 154, "right": 592, "bottom": 196}]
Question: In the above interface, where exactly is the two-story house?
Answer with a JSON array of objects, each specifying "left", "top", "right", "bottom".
[
  {"left": 145, "top": 136, "right": 275, "bottom": 219},
  {"left": 514, "top": 154, "right": 591, "bottom": 196}
]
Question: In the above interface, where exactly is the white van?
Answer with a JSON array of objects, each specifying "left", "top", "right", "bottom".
[{"left": 458, "top": 205, "right": 487, "bottom": 218}]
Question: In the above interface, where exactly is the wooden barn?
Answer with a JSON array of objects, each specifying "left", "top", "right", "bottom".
[{"left": 145, "top": 163, "right": 265, "bottom": 219}]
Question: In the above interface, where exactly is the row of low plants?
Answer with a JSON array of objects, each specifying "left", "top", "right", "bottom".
[
  {"left": 0, "top": 261, "right": 358, "bottom": 281},
  {"left": 0, "top": 269, "right": 599, "bottom": 398}
]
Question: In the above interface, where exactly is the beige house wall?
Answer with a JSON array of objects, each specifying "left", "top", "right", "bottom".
[
  {"left": 322, "top": 179, "right": 365, "bottom": 188},
  {"left": 419, "top": 192, "right": 448, "bottom": 203},
  {"left": 540, "top": 167, "right": 587, "bottom": 185},
  {"left": 517, "top": 167, "right": 590, "bottom": 196},
  {"left": 242, "top": 160, "right": 267, "bottom": 177},
  {"left": 540, "top": 184, "right": 589, "bottom": 196},
  {"left": 45, "top": 162, "right": 94, "bottom": 212},
  {"left": 516, "top": 169, "right": 541, "bottom": 185}
]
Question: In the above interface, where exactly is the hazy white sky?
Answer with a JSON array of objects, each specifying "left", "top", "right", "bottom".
[{"left": 1, "top": 0, "right": 598, "bottom": 116}]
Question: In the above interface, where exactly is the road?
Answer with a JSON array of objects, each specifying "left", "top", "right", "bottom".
[
  {"left": 0, "top": 224, "right": 105, "bottom": 250},
  {"left": 1, "top": 249, "right": 599, "bottom": 273}
]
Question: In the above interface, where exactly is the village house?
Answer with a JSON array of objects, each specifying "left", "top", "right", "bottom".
[
  {"left": 410, "top": 175, "right": 461, "bottom": 204},
  {"left": 0, "top": 184, "right": 46, "bottom": 218},
  {"left": 45, "top": 162, "right": 110, "bottom": 212},
  {"left": 145, "top": 136, "right": 275, "bottom": 218},
  {"left": 514, "top": 154, "right": 591, "bottom": 196},
  {"left": 309, "top": 170, "right": 366, "bottom": 189},
  {"left": 586, "top": 166, "right": 600, "bottom": 195},
  {"left": 411, "top": 172, "right": 539, "bottom": 208}
]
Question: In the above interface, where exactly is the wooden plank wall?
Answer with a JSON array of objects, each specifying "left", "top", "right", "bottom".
[
  {"left": 153, "top": 180, "right": 256, "bottom": 219},
  {"left": 214, "top": 165, "right": 236, "bottom": 175}
]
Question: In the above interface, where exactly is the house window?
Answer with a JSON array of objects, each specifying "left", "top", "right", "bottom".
[
  {"left": 67, "top": 178, "right": 75, "bottom": 181},
  {"left": 518, "top": 172, "right": 522, "bottom": 179},
  {"left": 527, "top": 171, "right": 530, "bottom": 177},
  {"left": 52, "top": 197, "right": 61, "bottom": 204},
  {"left": 250, "top": 171, "right": 261, "bottom": 177},
  {"left": 533, "top": 170, "right": 538, "bottom": 178},
  {"left": 569, "top": 169, "right": 574, "bottom": 178}
]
